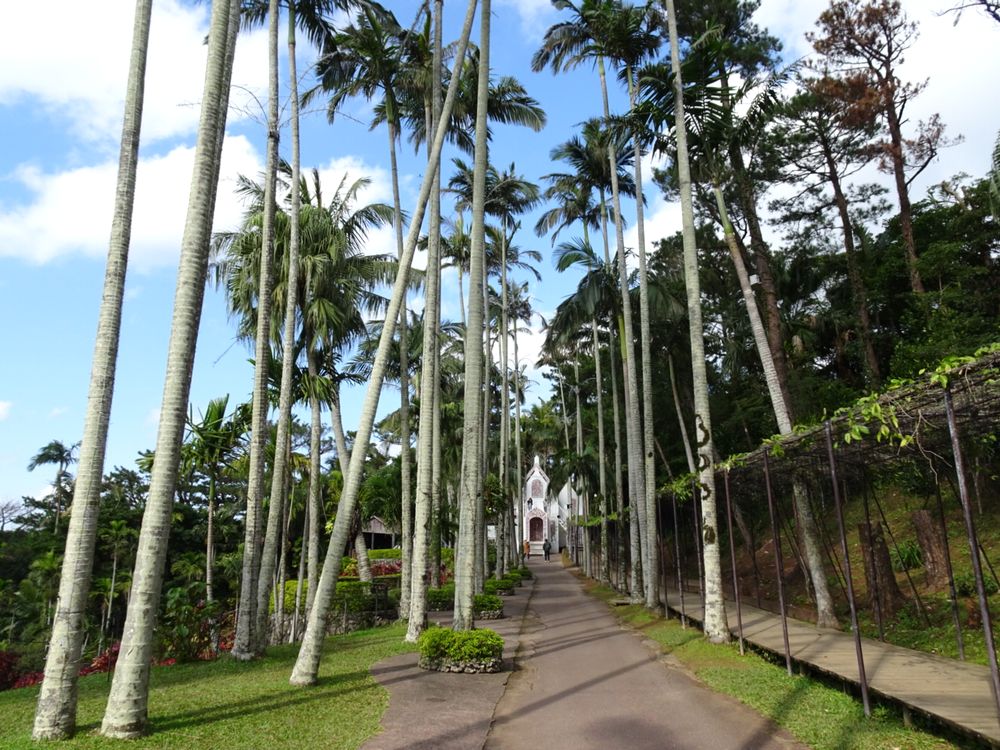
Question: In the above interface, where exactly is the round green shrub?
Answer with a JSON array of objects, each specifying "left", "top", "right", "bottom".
[
  {"left": 417, "top": 626, "right": 504, "bottom": 673},
  {"left": 484, "top": 578, "right": 515, "bottom": 596},
  {"left": 517, "top": 566, "right": 532, "bottom": 579},
  {"left": 427, "top": 583, "right": 456, "bottom": 611},
  {"left": 473, "top": 593, "right": 504, "bottom": 619}
]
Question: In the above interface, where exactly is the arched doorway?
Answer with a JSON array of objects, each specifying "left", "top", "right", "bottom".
[{"left": 529, "top": 516, "right": 544, "bottom": 541}]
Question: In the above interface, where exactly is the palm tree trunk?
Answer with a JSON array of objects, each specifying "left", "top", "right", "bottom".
[
  {"left": 664, "top": 0, "right": 728, "bottom": 643},
  {"left": 32, "top": 1, "right": 152, "bottom": 739},
  {"left": 599, "top": 196, "right": 627, "bottom": 591},
  {"left": 627, "top": 66, "right": 659, "bottom": 609},
  {"left": 253, "top": 6, "right": 306, "bottom": 649},
  {"left": 599, "top": 55, "right": 648, "bottom": 602},
  {"left": 233, "top": 0, "right": 280, "bottom": 661},
  {"left": 291, "top": 498, "right": 307, "bottom": 641},
  {"left": 304, "top": 346, "right": 323, "bottom": 616},
  {"left": 100, "top": 0, "right": 238, "bottom": 734},
  {"left": 593, "top": 322, "right": 609, "bottom": 584},
  {"left": 513, "top": 322, "right": 524, "bottom": 566},
  {"left": 289, "top": 0, "right": 478, "bottom": 684},
  {"left": 406, "top": 13, "right": 444, "bottom": 639},
  {"left": 386, "top": 117, "right": 414, "bottom": 623},
  {"left": 454, "top": 0, "right": 491, "bottom": 630},
  {"left": 499, "top": 222, "right": 511, "bottom": 575}
]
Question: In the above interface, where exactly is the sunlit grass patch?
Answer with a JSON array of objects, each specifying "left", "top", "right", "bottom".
[{"left": 0, "top": 624, "right": 415, "bottom": 750}]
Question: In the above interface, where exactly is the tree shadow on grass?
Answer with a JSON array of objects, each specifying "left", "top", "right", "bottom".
[{"left": 74, "top": 668, "right": 377, "bottom": 735}]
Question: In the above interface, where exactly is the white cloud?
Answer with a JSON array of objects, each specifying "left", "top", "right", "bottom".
[
  {"left": 0, "top": 402, "right": 10, "bottom": 421},
  {"left": 0, "top": 0, "right": 268, "bottom": 146},
  {"left": 48, "top": 407, "right": 68, "bottom": 419},
  {"left": 145, "top": 407, "right": 160, "bottom": 428},
  {"left": 0, "top": 134, "right": 262, "bottom": 269},
  {"left": 496, "top": 0, "right": 558, "bottom": 40}
]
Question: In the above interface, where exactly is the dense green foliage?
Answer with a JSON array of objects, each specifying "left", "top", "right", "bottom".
[{"left": 417, "top": 626, "right": 504, "bottom": 663}]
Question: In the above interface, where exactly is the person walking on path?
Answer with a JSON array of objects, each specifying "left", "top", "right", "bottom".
[
  {"left": 542, "top": 538, "right": 551, "bottom": 561},
  {"left": 523, "top": 539, "right": 530, "bottom": 560}
]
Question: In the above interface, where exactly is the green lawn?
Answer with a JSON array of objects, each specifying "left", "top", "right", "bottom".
[
  {"left": 0, "top": 625, "right": 415, "bottom": 750},
  {"left": 585, "top": 582, "right": 973, "bottom": 750}
]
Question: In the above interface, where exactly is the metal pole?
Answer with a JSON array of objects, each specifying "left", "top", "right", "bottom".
[
  {"left": 860, "top": 475, "right": 885, "bottom": 642},
  {"left": 825, "top": 422, "right": 870, "bottom": 718},
  {"left": 723, "top": 469, "right": 744, "bottom": 655},
  {"left": 934, "top": 482, "right": 965, "bottom": 660},
  {"left": 945, "top": 388, "right": 1000, "bottom": 717},
  {"left": 763, "top": 449, "right": 793, "bottom": 676},
  {"left": 672, "top": 490, "right": 687, "bottom": 627}
]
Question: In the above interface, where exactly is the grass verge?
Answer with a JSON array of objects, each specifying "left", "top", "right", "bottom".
[
  {"left": 584, "top": 580, "right": 973, "bottom": 750},
  {"left": 0, "top": 624, "right": 415, "bottom": 750}
]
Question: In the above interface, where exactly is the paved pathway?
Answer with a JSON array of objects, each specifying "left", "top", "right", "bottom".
[
  {"left": 486, "top": 561, "right": 801, "bottom": 750},
  {"left": 665, "top": 586, "right": 1000, "bottom": 746},
  {"left": 365, "top": 562, "right": 803, "bottom": 750}
]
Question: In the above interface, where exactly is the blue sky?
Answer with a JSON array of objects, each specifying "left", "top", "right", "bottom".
[{"left": 1, "top": 0, "right": 998, "bottom": 505}]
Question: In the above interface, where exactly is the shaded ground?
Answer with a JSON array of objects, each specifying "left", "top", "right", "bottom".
[{"left": 366, "top": 562, "right": 803, "bottom": 750}]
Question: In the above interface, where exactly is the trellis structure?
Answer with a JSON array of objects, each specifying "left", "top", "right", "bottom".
[{"left": 666, "top": 349, "right": 1000, "bottom": 720}]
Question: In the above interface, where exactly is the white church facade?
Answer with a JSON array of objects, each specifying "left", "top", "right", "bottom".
[{"left": 517, "top": 455, "right": 579, "bottom": 556}]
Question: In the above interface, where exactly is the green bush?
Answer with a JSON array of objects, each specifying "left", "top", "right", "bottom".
[
  {"left": 517, "top": 566, "right": 532, "bottom": 579},
  {"left": 504, "top": 569, "right": 523, "bottom": 584},
  {"left": 427, "top": 584, "right": 456, "bottom": 611},
  {"left": 484, "top": 578, "right": 514, "bottom": 596},
  {"left": 473, "top": 593, "right": 504, "bottom": 616},
  {"left": 417, "top": 626, "right": 504, "bottom": 663},
  {"left": 270, "top": 575, "right": 401, "bottom": 614},
  {"left": 954, "top": 571, "right": 1000, "bottom": 597},
  {"left": 890, "top": 539, "right": 923, "bottom": 572}
]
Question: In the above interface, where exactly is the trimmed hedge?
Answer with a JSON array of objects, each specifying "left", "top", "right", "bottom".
[
  {"left": 270, "top": 576, "right": 401, "bottom": 614},
  {"left": 473, "top": 593, "right": 504, "bottom": 620},
  {"left": 517, "top": 566, "right": 533, "bottom": 579},
  {"left": 484, "top": 578, "right": 515, "bottom": 596},
  {"left": 427, "top": 583, "right": 456, "bottom": 611},
  {"left": 418, "top": 627, "right": 504, "bottom": 673}
]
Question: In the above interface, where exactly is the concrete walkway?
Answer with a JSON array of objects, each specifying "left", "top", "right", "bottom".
[
  {"left": 665, "top": 585, "right": 1000, "bottom": 746},
  {"left": 486, "top": 560, "right": 801, "bottom": 750},
  {"left": 364, "top": 561, "right": 803, "bottom": 750}
]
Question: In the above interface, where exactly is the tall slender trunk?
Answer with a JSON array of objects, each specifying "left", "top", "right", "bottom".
[
  {"left": 499, "top": 222, "right": 511, "bottom": 574},
  {"left": 32, "top": 2, "right": 152, "bottom": 738},
  {"left": 593, "top": 322, "right": 609, "bottom": 584},
  {"left": 627, "top": 65, "right": 659, "bottom": 608},
  {"left": 305, "top": 346, "right": 323, "bottom": 616},
  {"left": 32, "top": 0, "right": 152, "bottom": 740},
  {"left": 291, "top": 498, "right": 307, "bottom": 642},
  {"left": 599, "top": 56, "right": 647, "bottom": 601},
  {"left": 664, "top": 0, "right": 727, "bottom": 643},
  {"left": 668, "top": 355, "right": 696, "bottom": 474},
  {"left": 821, "top": 135, "right": 880, "bottom": 385},
  {"left": 406, "top": 0, "right": 444, "bottom": 642},
  {"left": 233, "top": 0, "right": 280, "bottom": 661},
  {"left": 885, "top": 99, "right": 924, "bottom": 294},
  {"left": 454, "top": 0, "right": 490, "bottom": 631},
  {"left": 513, "top": 320, "right": 524, "bottom": 565},
  {"left": 252, "top": 2, "right": 306, "bottom": 654},
  {"left": 387, "top": 117, "right": 414, "bottom": 621},
  {"left": 599, "top": 197, "right": 627, "bottom": 591},
  {"left": 713, "top": 183, "right": 838, "bottom": 629},
  {"left": 101, "top": 0, "right": 238, "bottom": 734},
  {"left": 290, "top": 0, "right": 477, "bottom": 684}
]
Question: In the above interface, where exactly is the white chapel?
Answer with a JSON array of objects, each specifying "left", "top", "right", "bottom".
[{"left": 518, "top": 455, "right": 577, "bottom": 555}]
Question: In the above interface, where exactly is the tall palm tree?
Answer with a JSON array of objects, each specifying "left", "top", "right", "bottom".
[
  {"left": 100, "top": 0, "right": 241, "bottom": 736},
  {"left": 289, "top": 0, "right": 479, "bottom": 685},
  {"left": 26, "top": 440, "right": 79, "bottom": 534},
  {"left": 661, "top": 0, "right": 727, "bottom": 642},
  {"left": 452, "top": 0, "right": 492, "bottom": 630}
]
